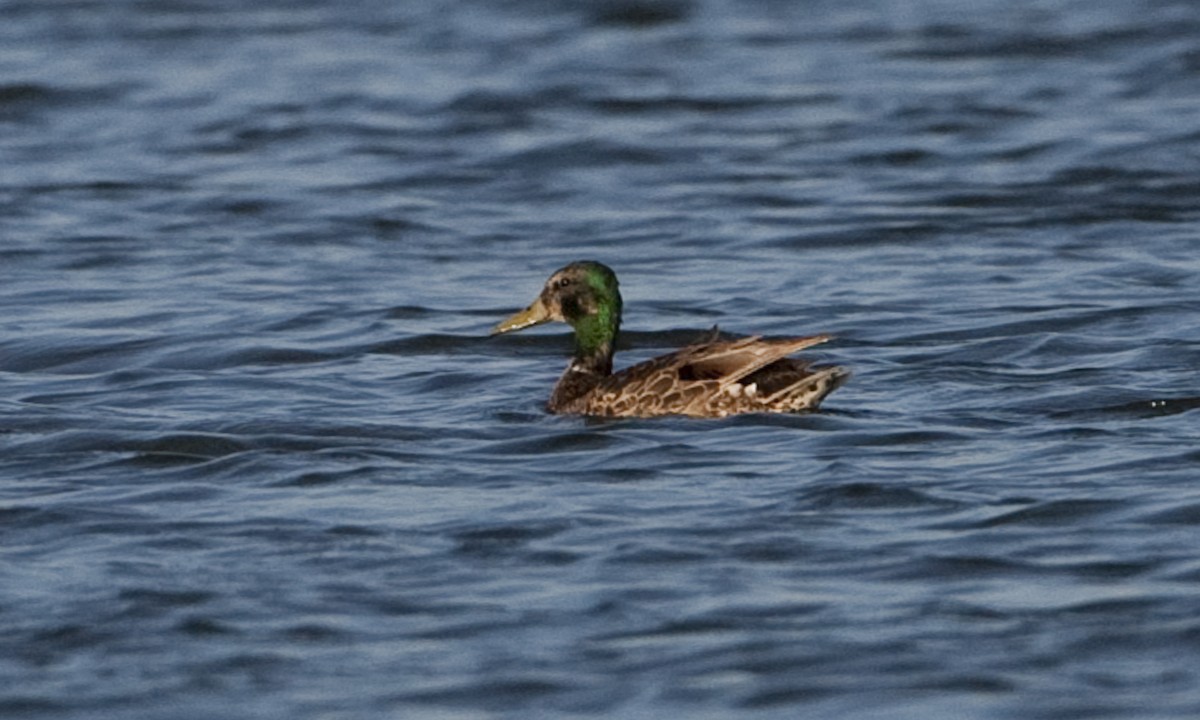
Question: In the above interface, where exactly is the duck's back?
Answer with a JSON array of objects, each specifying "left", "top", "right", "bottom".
[{"left": 554, "top": 335, "right": 847, "bottom": 418}]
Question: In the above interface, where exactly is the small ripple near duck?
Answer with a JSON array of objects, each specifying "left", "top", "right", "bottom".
[{"left": 491, "top": 261, "right": 849, "bottom": 418}]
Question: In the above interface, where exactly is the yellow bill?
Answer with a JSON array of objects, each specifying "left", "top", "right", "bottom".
[{"left": 491, "top": 297, "right": 552, "bottom": 335}]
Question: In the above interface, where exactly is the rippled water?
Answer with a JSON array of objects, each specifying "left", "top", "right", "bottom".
[{"left": 3, "top": 0, "right": 1200, "bottom": 717}]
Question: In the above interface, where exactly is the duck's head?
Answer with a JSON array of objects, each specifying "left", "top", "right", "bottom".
[{"left": 491, "top": 261, "right": 623, "bottom": 362}]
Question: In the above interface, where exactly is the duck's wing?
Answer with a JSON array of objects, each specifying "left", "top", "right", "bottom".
[{"left": 680, "top": 334, "right": 832, "bottom": 387}]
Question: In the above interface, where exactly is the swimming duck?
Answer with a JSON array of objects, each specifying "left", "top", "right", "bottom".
[{"left": 491, "top": 261, "right": 849, "bottom": 418}]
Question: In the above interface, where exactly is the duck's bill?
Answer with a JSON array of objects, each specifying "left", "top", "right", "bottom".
[{"left": 491, "top": 298, "right": 551, "bottom": 335}]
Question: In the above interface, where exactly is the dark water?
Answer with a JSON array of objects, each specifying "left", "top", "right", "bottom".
[{"left": 3, "top": 0, "right": 1200, "bottom": 717}]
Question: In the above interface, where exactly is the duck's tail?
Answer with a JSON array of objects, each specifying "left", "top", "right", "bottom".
[{"left": 762, "top": 365, "right": 851, "bottom": 412}]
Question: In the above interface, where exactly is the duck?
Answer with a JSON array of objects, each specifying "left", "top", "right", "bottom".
[{"left": 491, "top": 261, "right": 849, "bottom": 418}]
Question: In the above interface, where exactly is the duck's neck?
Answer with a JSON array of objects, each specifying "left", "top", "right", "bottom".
[{"left": 570, "top": 309, "right": 619, "bottom": 377}]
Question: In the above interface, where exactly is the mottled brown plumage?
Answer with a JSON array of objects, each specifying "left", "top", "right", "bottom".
[{"left": 492, "top": 261, "right": 849, "bottom": 418}]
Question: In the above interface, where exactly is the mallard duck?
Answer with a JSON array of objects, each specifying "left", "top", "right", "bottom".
[{"left": 491, "top": 261, "right": 849, "bottom": 418}]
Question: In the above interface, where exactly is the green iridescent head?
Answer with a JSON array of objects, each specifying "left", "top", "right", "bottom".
[{"left": 491, "top": 261, "right": 623, "bottom": 360}]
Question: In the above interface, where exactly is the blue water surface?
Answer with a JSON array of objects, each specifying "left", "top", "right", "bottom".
[{"left": 2, "top": 0, "right": 1199, "bottom": 718}]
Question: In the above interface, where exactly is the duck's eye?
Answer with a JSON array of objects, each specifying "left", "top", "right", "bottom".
[{"left": 558, "top": 277, "right": 572, "bottom": 289}]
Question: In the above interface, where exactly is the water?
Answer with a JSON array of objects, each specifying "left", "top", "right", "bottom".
[{"left": 2, "top": 0, "right": 1199, "bottom": 717}]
